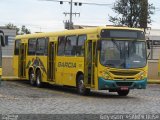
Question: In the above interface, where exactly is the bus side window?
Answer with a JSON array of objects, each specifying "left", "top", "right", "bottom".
[
  {"left": 14, "top": 40, "right": 21, "bottom": 55},
  {"left": 77, "top": 35, "right": 86, "bottom": 56},
  {"left": 44, "top": 38, "right": 49, "bottom": 55},
  {"left": 58, "top": 36, "right": 65, "bottom": 56},
  {"left": 65, "top": 36, "right": 77, "bottom": 56},
  {"left": 28, "top": 39, "right": 36, "bottom": 55},
  {"left": 36, "top": 38, "right": 46, "bottom": 55}
]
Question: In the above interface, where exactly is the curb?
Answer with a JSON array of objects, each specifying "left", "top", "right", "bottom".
[{"left": 147, "top": 80, "right": 160, "bottom": 84}]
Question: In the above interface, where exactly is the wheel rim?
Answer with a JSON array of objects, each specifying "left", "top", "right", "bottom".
[
  {"left": 78, "top": 80, "right": 85, "bottom": 93},
  {"left": 30, "top": 72, "right": 35, "bottom": 84},
  {"left": 36, "top": 74, "right": 40, "bottom": 85}
]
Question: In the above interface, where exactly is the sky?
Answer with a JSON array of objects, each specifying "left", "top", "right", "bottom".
[{"left": 0, "top": 0, "right": 160, "bottom": 33}]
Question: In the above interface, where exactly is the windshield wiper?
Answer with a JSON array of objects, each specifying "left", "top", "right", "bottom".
[{"left": 111, "top": 38, "right": 120, "bottom": 51}]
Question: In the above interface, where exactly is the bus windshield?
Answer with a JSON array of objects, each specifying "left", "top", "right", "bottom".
[{"left": 100, "top": 40, "right": 147, "bottom": 69}]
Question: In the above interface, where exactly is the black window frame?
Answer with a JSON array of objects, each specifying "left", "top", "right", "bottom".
[
  {"left": 14, "top": 39, "right": 21, "bottom": 55},
  {"left": 100, "top": 29, "right": 145, "bottom": 39},
  {"left": 28, "top": 38, "right": 37, "bottom": 55},
  {"left": 64, "top": 35, "right": 77, "bottom": 56},
  {"left": 77, "top": 34, "right": 87, "bottom": 57},
  {"left": 36, "top": 37, "right": 48, "bottom": 56},
  {"left": 57, "top": 36, "right": 66, "bottom": 56}
]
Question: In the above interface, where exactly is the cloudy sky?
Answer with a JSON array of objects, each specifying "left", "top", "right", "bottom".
[{"left": 0, "top": 0, "right": 160, "bottom": 32}]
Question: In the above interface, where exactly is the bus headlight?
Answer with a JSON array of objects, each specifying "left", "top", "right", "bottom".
[
  {"left": 139, "top": 71, "right": 145, "bottom": 80},
  {"left": 100, "top": 70, "right": 111, "bottom": 80},
  {"left": 102, "top": 73, "right": 111, "bottom": 80}
]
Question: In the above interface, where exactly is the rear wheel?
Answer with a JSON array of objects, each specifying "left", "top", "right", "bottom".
[
  {"left": 36, "top": 70, "right": 43, "bottom": 87},
  {"left": 117, "top": 90, "right": 129, "bottom": 96},
  {"left": 29, "top": 70, "right": 35, "bottom": 86},
  {"left": 77, "top": 75, "right": 90, "bottom": 95}
]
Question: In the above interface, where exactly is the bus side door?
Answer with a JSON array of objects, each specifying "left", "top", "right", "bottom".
[
  {"left": 84, "top": 40, "right": 95, "bottom": 88},
  {"left": 48, "top": 41, "right": 56, "bottom": 82},
  {"left": 19, "top": 42, "right": 27, "bottom": 78},
  {"left": 13, "top": 40, "right": 21, "bottom": 77}
]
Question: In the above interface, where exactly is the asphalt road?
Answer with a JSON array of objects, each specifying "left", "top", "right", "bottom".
[{"left": 0, "top": 81, "right": 160, "bottom": 114}]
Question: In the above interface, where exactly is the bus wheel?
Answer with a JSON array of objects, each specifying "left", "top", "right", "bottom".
[
  {"left": 36, "top": 70, "right": 43, "bottom": 87},
  {"left": 29, "top": 70, "right": 35, "bottom": 86},
  {"left": 77, "top": 75, "right": 90, "bottom": 95},
  {"left": 117, "top": 90, "right": 129, "bottom": 96}
]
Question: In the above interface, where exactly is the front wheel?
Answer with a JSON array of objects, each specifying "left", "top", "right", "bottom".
[
  {"left": 117, "top": 90, "right": 129, "bottom": 96},
  {"left": 29, "top": 70, "right": 36, "bottom": 86},
  {"left": 77, "top": 75, "right": 90, "bottom": 95},
  {"left": 36, "top": 70, "right": 43, "bottom": 87}
]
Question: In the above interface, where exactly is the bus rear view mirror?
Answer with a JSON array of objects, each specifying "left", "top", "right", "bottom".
[
  {"left": 147, "top": 40, "right": 150, "bottom": 50},
  {"left": 97, "top": 40, "right": 101, "bottom": 50}
]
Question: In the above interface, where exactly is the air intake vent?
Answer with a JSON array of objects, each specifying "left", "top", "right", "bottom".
[{"left": 110, "top": 71, "right": 139, "bottom": 76}]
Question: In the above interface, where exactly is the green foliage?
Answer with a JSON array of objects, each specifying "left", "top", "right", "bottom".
[
  {"left": 5, "top": 23, "right": 31, "bottom": 35},
  {"left": 109, "top": 0, "right": 155, "bottom": 28}
]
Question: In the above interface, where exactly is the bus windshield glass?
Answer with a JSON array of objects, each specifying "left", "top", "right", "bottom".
[
  {"left": 100, "top": 40, "right": 147, "bottom": 69},
  {"left": 101, "top": 29, "right": 145, "bottom": 39}
]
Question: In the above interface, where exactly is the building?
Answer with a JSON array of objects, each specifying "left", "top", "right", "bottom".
[
  {"left": 146, "top": 29, "right": 160, "bottom": 60},
  {"left": 0, "top": 26, "right": 16, "bottom": 56}
]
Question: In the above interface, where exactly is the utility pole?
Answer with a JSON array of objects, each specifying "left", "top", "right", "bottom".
[
  {"left": 70, "top": 0, "right": 73, "bottom": 29},
  {"left": 63, "top": 0, "right": 81, "bottom": 29},
  {"left": 39, "top": 0, "right": 111, "bottom": 30}
]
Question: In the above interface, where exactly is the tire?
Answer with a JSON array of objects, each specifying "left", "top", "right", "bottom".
[
  {"left": 36, "top": 70, "right": 43, "bottom": 87},
  {"left": 117, "top": 90, "right": 129, "bottom": 96},
  {"left": 77, "top": 74, "right": 90, "bottom": 95},
  {"left": 29, "top": 70, "right": 36, "bottom": 86}
]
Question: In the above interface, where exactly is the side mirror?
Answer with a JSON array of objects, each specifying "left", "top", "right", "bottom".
[
  {"left": 0, "top": 31, "right": 5, "bottom": 47},
  {"left": 97, "top": 40, "right": 102, "bottom": 50},
  {"left": 147, "top": 40, "right": 150, "bottom": 50}
]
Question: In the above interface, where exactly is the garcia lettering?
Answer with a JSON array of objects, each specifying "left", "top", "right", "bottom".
[{"left": 58, "top": 62, "right": 76, "bottom": 68}]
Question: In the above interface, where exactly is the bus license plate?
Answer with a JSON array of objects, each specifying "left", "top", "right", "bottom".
[{"left": 120, "top": 87, "right": 129, "bottom": 90}]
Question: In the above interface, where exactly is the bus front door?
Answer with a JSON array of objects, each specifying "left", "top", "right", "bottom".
[
  {"left": 84, "top": 40, "right": 95, "bottom": 88},
  {"left": 19, "top": 43, "right": 26, "bottom": 78},
  {"left": 48, "top": 42, "right": 55, "bottom": 82}
]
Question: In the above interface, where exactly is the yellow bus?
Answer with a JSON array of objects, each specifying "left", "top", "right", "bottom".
[
  {"left": 13, "top": 26, "right": 148, "bottom": 96},
  {"left": 0, "top": 30, "right": 5, "bottom": 83}
]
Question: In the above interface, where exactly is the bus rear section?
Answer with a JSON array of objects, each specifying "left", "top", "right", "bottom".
[{"left": 0, "top": 30, "right": 5, "bottom": 83}]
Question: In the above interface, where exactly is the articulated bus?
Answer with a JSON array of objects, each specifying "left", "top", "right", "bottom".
[
  {"left": 13, "top": 26, "right": 148, "bottom": 96},
  {"left": 0, "top": 30, "right": 5, "bottom": 83}
]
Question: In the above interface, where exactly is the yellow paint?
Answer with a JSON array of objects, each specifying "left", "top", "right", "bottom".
[
  {"left": 0, "top": 68, "right": 2, "bottom": 76},
  {"left": 12, "top": 26, "right": 148, "bottom": 90}
]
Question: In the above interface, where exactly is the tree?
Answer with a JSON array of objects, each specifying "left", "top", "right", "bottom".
[
  {"left": 21, "top": 25, "right": 31, "bottom": 35},
  {"left": 5, "top": 23, "right": 31, "bottom": 35},
  {"left": 5, "top": 23, "right": 20, "bottom": 35},
  {"left": 109, "top": 0, "right": 155, "bottom": 29}
]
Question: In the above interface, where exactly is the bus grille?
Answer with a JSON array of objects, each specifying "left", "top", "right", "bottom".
[
  {"left": 110, "top": 71, "right": 139, "bottom": 76},
  {"left": 116, "top": 82, "right": 133, "bottom": 87}
]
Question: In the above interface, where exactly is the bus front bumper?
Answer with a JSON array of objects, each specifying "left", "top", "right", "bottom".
[{"left": 98, "top": 77, "right": 147, "bottom": 90}]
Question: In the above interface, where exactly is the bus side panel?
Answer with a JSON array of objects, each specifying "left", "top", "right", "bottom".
[
  {"left": 36, "top": 56, "right": 48, "bottom": 82},
  {"left": 59, "top": 57, "right": 84, "bottom": 87},
  {"left": 13, "top": 56, "right": 19, "bottom": 77},
  {"left": 55, "top": 56, "right": 64, "bottom": 85},
  {"left": 25, "top": 55, "right": 36, "bottom": 80}
]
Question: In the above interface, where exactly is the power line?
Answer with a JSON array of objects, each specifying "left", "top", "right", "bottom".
[
  {"left": 39, "top": 0, "right": 112, "bottom": 6},
  {"left": 39, "top": 0, "right": 112, "bottom": 29}
]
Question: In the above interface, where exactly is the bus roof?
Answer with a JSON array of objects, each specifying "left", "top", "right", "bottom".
[{"left": 15, "top": 26, "right": 144, "bottom": 40}]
